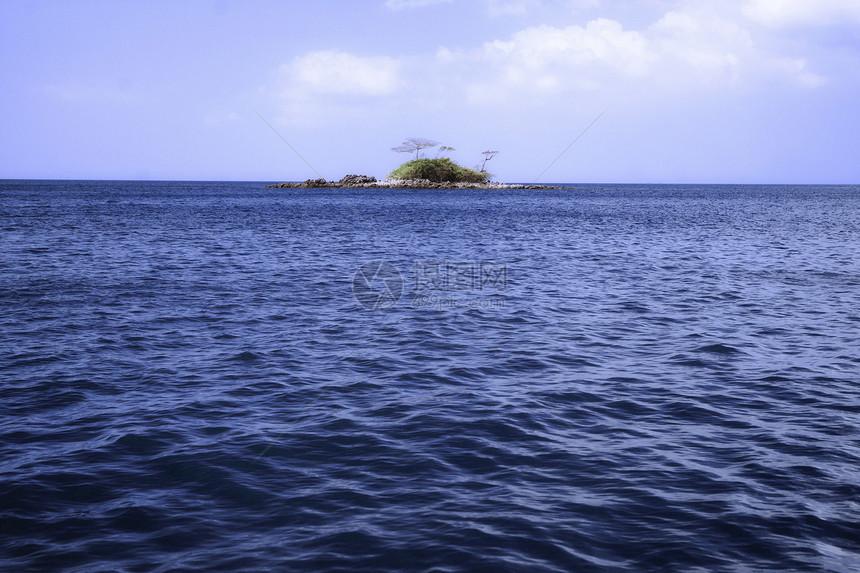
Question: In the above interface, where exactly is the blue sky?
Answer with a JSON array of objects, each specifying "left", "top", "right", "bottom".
[{"left": 2, "top": 0, "right": 859, "bottom": 183}]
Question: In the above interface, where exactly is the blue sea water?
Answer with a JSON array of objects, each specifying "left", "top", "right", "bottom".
[{"left": 1, "top": 180, "right": 859, "bottom": 572}]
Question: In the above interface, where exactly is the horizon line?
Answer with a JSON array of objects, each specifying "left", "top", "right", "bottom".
[{"left": 1, "top": 177, "right": 859, "bottom": 186}]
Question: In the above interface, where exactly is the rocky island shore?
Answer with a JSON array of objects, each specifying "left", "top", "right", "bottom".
[{"left": 267, "top": 174, "right": 562, "bottom": 190}]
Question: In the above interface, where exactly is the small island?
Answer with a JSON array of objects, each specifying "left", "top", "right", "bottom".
[{"left": 267, "top": 138, "right": 563, "bottom": 190}]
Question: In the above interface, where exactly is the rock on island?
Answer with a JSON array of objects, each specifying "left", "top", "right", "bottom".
[{"left": 267, "top": 175, "right": 562, "bottom": 190}]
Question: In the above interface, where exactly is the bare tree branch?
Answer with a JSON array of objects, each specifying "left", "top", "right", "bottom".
[{"left": 480, "top": 150, "right": 499, "bottom": 172}]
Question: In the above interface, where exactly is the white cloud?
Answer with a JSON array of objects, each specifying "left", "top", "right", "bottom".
[
  {"left": 483, "top": 18, "right": 654, "bottom": 78},
  {"left": 771, "top": 57, "right": 826, "bottom": 87},
  {"left": 743, "top": 0, "right": 860, "bottom": 27},
  {"left": 275, "top": 51, "right": 402, "bottom": 126},
  {"left": 286, "top": 51, "right": 401, "bottom": 96},
  {"left": 435, "top": 46, "right": 459, "bottom": 64},
  {"left": 447, "top": 6, "right": 827, "bottom": 104},
  {"left": 384, "top": 0, "right": 452, "bottom": 10},
  {"left": 649, "top": 9, "right": 752, "bottom": 83},
  {"left": 650, "top": 8, "right": 828, "bottom": 88}
]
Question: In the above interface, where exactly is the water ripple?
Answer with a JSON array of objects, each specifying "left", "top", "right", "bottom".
[{"left": 1, "top": 181, "right": 859, "bottom": 571}]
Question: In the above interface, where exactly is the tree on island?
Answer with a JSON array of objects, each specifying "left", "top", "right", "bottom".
[
  {"left": 391, "top": 138, "right": 441, "bottom": 161},
  {"left": 479, "top": 150, "right": 498, "bottom": 172},
  {"left": 389, "top": 138, "right": 493, "bottom": 184}
]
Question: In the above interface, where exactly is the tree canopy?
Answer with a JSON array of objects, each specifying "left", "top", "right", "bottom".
[
  {"left": 391, "top": 138, "right": 441, "bottom": 161},
  {"left": 389, "top": 158, "right": 490, "bottom": 183}
]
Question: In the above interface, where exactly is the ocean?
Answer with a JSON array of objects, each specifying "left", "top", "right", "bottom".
[{"left": 1, "top": 180, "right": 859, "bottom": 571}]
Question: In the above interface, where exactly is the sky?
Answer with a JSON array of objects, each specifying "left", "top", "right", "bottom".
[{"left": 2, "top": 0, "right": 859, "bottom": 184}]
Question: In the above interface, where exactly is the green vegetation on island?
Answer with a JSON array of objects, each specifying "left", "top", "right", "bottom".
[
  {"left": 389, "top": 138, "right": 494, "bottom": 184},
  {"left": 389, "top": 157, "right": 489, "bottom": 184}
]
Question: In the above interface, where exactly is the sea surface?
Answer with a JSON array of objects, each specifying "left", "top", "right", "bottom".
[{"left": 1, "top": 180, "right": 859, "bottom": 572}]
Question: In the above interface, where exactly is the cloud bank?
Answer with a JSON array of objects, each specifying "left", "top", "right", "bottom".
[
  {"left": 274, "top": 1, "right": 832, "bottom": 125},
  {"left": 743, "top": 0, "right": 860, "bottom": 27}
]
